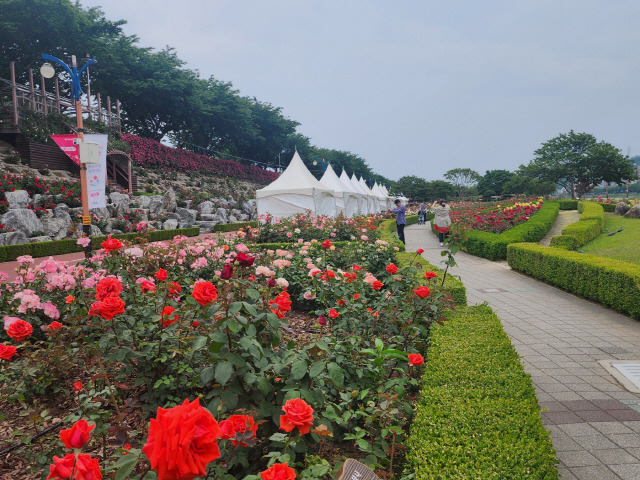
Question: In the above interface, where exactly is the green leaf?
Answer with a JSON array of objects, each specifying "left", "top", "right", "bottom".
[
  {"left": 328, "top": 362, "right": 344, "bottom": 388},
  {"left": 375, "top": 338, "right": 384, "bottom": 351},
  {"left": 215, "top": 362, "right": 234, "bottom": 385},
  {"left": 200, "top": 366, "right": 215, "bottom": 385},
  {"left": 190, "top": 336, "right": 208, "bottom": 356},
  {"left": 309, "top": 361, "right": 325, "bottom": 377},
  {"left": 291, "top": 359, "right": 308, "bottom": 380},
  {"left": 226, "top": 317, "right": 242, "bottom": 333},
  {"left": 243, "top": 301, "right": 258, "bottom": 316},
  {"left": 229, "top": 302, "right": 243, "bottom": 314},
  {"left": 114, "top": 452, "right": 139, "bottom": 480},
  {"left": 246, "top": 288, "right": 260, "bottom": 299}
]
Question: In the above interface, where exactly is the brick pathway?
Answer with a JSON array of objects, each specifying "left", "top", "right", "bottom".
[
  {"left": 540, "top": 210, "right": 581, "bottom": 246},
  {"left": 405, "top": 224, "right": 640, "bottom": 480}
]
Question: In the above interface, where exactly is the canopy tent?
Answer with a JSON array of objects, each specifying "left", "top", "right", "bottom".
[
  {"left": 372, "top": 182, "right": 390, "bottom": 211},
  {"left": 359, "top": 177, "right": 378, "bottom": 213},
  {"left": 320, "top": 164, "right": 360, "bottom": 217},
  {"left": 256, "top": 151, "right": 337, "bottom": 218},
  {"left": 350, "top": 174, "right": 371, "bottom": 214},
  {"left": 340, "top": 170, "right": 366, "bottom": 215},
  {"left": 380, "top": 185, "right": 394, "bottom": 209}
]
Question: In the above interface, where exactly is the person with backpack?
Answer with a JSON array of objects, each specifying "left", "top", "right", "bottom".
[{"left": 432, "top": 199, "right": 451, "bottom": 246}]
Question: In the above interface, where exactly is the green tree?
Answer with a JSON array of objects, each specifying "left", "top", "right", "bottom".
[
  {"left": 502, "top": 173, "right": 557, "bottom": 196},
  {"left": 443, "top": 168, "right": 481, "bottom": 198},
  {"left": 477, "top": 170, "right": 515, "bottom": 198},
  {"left": 424, "top": 180, "right": 456, "bottom": 201},
  {"left": 393, "top": 176, "right": 430, "bottom": 201},
  {"left": 522, "top": 131, "right": 637, "bottom": 199}
]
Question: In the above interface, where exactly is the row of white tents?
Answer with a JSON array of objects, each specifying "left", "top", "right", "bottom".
[{"left": 257, "top": 152, "right": 402, "bottom": 219}]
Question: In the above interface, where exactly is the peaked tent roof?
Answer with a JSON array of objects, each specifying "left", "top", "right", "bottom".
[
  {"left": 339, "top": 170, "right": 362, "bottom": 194},
  {"left": 256, "top": 151, "right": 332, "bottom": 197},
  {"left": 320, "top": 164, "right": 351, "bottom": 193},
  {"left": 351, "top": 173, "right": 371, "bottom": 195}
]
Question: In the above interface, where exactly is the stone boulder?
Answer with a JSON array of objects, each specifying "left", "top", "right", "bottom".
[
  {"left": 109, "top": 192, "right": 130, "bottom": 206},
  {"left": 615, "top": 202, "right": 631, "bottom": 216},
  {"left": 136, "top": 195, "right": 151, "bottom": 209},
  {"left": 194, "top": 221, "right": 218, "bottom": 233},
  {"left": 215, "top": 208, "right": 229, "bottom": 223},
  {"left": 197, "top": 201, "right": 215, "bottom": 216},
  {"left": 41, "top": 217, "right": 69, "bottom": 240},
  {"left": 148, "top": 196, "right": 165, "bottom": 217},
  {"left": 625, "top": 204, "right": 640, "bottom": 219},
  {"left": 162, "top": 189, "right": 177, "bottom": 213},
  {"left": 74, "top": 224, "right": 103, "bottom": 238},
  {"left": 0, "top": 231, "right": 28, "bottom": 245},
  {"left": 175, "top": 207, "right": 197, "bottom": 226},
  {"left": 163, "top": 219, "right": 179, "bottom": 230},
  {"left": 241, "top": 200, "right": 257, "bottom": 216},
  {"left": 1, "top": 209, "right": 44, "bottom": 236},
  {"left": 29, "top": 235, "right": 52, "bottom": 243},
  {"left": 5, "top": 190, "right": 29, "bottom": 209},
  {"left": 90, "top": 207, "right": 111, "bottom": 220},
  {"left": 53, "top": 205, "right": 73, "bottom": 230}
]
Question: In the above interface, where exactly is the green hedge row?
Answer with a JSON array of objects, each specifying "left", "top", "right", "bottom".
[
  {"left": 507, "top": 243, "right": 640, "bottom": 319},
  {"left": 600, "top": 202, "right": 617, "bottom": 213},
  {"left": 395, "top": 252, "right": 466, "bottom": 306},
  {"left": 558, "top": 199, "right": 578, "bottom": 210},
  {"left": 214, "top": 221, "right": 258, "bottom": 233},
  {"left": 378, "top": 215, "right": 422, "bottom": 251},
  {"left": 404, "top": 305, "right": 557, "bottom": 479},
  {"left": 549, "top": 235, "right": 578, "bottom": 250},
  {"left": 557, "top": 201, "right": 604, "bottom": 248},
  {"left": 463, "top": 201, "right": 559, "bottom": 260},
  {"left": 578, "top": 201, "right": 605, "bottom": 228},
  {"left": 0, "top": 227, "right": 200, "bottom": 263}
]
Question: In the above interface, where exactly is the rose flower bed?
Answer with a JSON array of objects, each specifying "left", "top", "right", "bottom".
[
  {"left": 448, "top": 197, "right": 544, "bottom": 234},
  {"left": 0, "top": 230, "right": 454, "bottom": 479}
]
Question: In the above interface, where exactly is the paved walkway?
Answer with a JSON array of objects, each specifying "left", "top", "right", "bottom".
[
  {"left": 406, "top": 224, "right": 640, "bottom": 480},
  {"left": 540, "top": 210, "right": 581, "bottom": 246}
]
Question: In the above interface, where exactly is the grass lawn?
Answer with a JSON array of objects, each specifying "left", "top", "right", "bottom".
[{"left": 582, "top": 213, "right": 640, "bottom": 265}]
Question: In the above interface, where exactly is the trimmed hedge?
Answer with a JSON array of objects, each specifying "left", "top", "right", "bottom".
[
  {"left": 599, "top": 202, "right": 617, "bottom": 213},
  {"left": 507, "top": 243, "right": 640, "bottom": 319},
  {"left": 0, "top": 227, "right": 200, "bottom": 263},
  {"left": 578, "top": 201, "right": 605, "bottom": 228},
  {"left": 395, "top": 252, "right": 466, "bottom": 306},
  {"left": 214, "top": 221, "right": 258, "bottom": 233},
  {"left": 379, "top": 215, "right": 421, "bottom": 251},
  {"left": 404, "top": 305, "right": 557, "bottom": 479},
  {"left": 463, "top": 201, "right": 559, "bottom": 260},
  {"left": 558, "top": 201, "right": 604, "bottom": 248},
  {"left": 558, "top": 199, "right": 578, "bottom": 210},
  {"left": 549, "top": 235, "right": 578, "bottom": 251}
]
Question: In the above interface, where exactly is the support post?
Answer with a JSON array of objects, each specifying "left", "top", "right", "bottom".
[
  {"left": 54, "top": 77, "right": 61, "bottom": 113},
  {"left": 28, "top": 68, "right": 36, "bottom": 111},
  {"left": 40, "top": 73, "right": 47, "bottom": 115},
  {"left": 10, "top": 61, "right": 18, "bottom": 125},
  {"left": 97, "top": 93, "right": 102, "bottom": 122}
]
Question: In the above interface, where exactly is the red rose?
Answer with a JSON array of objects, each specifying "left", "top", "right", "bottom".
[
  {"left": 269, "top": 290, "right": 291, "bottom": 319},
  {"left": 74, "top": 381, "right": 83, "bottom": 391},
  {"left": 371, "top": 281, "right": 383, "bottom": 290},
  {"left": 219, "top": 415, "right": 258, "bottom": 446},
  {"left": 413, "top": 286, "right": 431, "bottom": 298},
  {"left": 97, "top": 296, "right": 125, "bottom": 320},
  {"left": 352, "top": 264, "right": 362, "bottom": 271},
  {"left": 261, "top": 463, "right": 297, "bottom": 480},
  {"left": 95, "top": 277, "right": 123, "bottom": 301},
  {"left": 192, "top": 281, "right": 218, "bottom": 306},
  {"left": 101, "top": 237, "right": 124, "bottom": 252},
  {"left": 321, "top": 239, "right": 331, "bottom": 248},
  {"left": 7, "top": 319, "right": 33, "bottom": 341},
  {"left": 168, "top": 282, "right": 182, "bottom": 295},
  {"left": 48, "top": 321, "right": 63, "bottom": 331},
  {"left": 328, "top": 309, "right": 339, "bottom": 319},
  {"left": 65, "top": 295, "right": 75, "bottom": 304},
  {"left": 235, "top": 252, "right": 255, "bottom": 267},
  {"left": 155, "top": 269, "right": 168, "bottom": 281},
  {"left": 279, "top": 398, "right": 314, "bottom": 435},
  {"left": 219, "top": 264, "right": 233, "bottom": 280},
  {"left": 353, "top": 293, "right": 360, "bottom": 300},
  {"left": 386, "top": 263, "right": 398, "bottom": 274},
  {"left": 46, "top": 453, "right": 102, "bottom": 480},
  {"left": 424, "top": 271, "right": 437, "bottom": 280},
  {"left": 161, "top": 306, "right": 179, "bottom": 327},
  {"left": 408, "top": 353, "right": 424, "bottom": 366},
  {"left": 143, "top": 398, "right": 222, "bottom": 480},
  {"left": 416, "top": 248, "right": 424, "bottom": 254},
  {"left": 60, "top": 419, "right": 95, "bottom": 449},
  {"left": 0, "top": 344, "right": 18, "bottom": 361},
  {"left": 140, "top": 280, "right": 156, "bottom": 293}
]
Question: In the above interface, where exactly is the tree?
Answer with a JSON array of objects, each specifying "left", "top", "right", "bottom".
[
  {"left": 477, "top": 170, "right": 514, "bottom": 198},
  {"left": 443, "top": 168, "right": 481, "bottom": 198},
  {"left": 424, "top": 180, "right": 456, "bottom": 201},
  {"left": 502, "top": 173, "right": 557, "bottom": 196},
  {"left": 522, "top": 131, "right": 637, "bottom": 199},
  {"left": 393, "top": 176, "right": 430, "bottom": 201}
]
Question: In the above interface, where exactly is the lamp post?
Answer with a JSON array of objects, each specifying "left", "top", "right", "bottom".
[{"left": 40, "top": 53, "right": 96, "bottom": 259}]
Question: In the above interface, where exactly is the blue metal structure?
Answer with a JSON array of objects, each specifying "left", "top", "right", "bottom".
[{"left": 41, "top": 54, "right": 96, "bottom": 101}]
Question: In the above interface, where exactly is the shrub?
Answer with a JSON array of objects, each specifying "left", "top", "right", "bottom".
[
  {"left": 463, "top": 201, "right": 559, "bottom": 260},
  {"left": 214, "top": 221, "right": 259, "bottom": 233},
  {"left": 578, "top": 201, "right": 605, "bottom": 228},
  {"left": 549, "top": 235, "right": 577, "bottom": 250},
  {"left": 507, "top": 243, "right": 640, "bottom": 318},
  {"left": 558, "top": 199, "right": 578, "bottom": 210},
  {"left": 561, "top": 219, "right": 601, "bottom": 246},
  {"left": 404, "top": 305, "right": 557, "bottom": 479},
  {"left": 378, "top": 215, "right": 421, "bottom": 251},
  {"left": 3, "top": 153, "right": 21, "bottom": 165}
]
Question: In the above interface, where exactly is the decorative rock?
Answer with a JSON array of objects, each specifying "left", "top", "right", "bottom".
[
  {"left": 90, "top": 207, "right": 111, "bottom": 220},
  {"left": 163, "top": 219, "right": 179, "bottom": 230},
  {"left": 5, "top": 190, "right": 29, "bottom": 209},
  {"left": 136, "top": 195, "right": 151, "bottom": 209},
  {"left": 615, "top": 202, "right": 631, "bottom": 216},
  {"left": 109, "top": 192, "right": 130, "bottom": 205},
  {"left": 197, "top": 201, "right": 215, "bottom": 216},
  {"left": 625, "top": 204, "right": 640, "bottom": 219},
  {"left": 162, "top": 189, "right": 177, "bottom": 213},
  {"left": 53, "top": 205, "right": 72, "bottom": 231},
  {"left": 32, "top": 193, "right": 44, "bottom": 208},
  {"left": 148, "top": 196, "right": 165, "bottom": 217},
  {"left": 194, "top": 221, "right": 218, "bottom": 233},
  {"left": 199, "top": 214, "right": 217, "bottom": 221},
  {"left": 1, "top": 209, "right": 44, "bottom": 236},
  {"left": 41, "top": 217, "right": 69, "bottom": 240},
  {"left": 3, "top": 231, "right": 28, "bottom": 245},
  {"left": 175, "top": 207, "right": 197, "bottom": 226},
  {"left": 29, "top": 235, "right": 52, "bottom": 243},
  {"left": 215, "top": 208, "right": 229, "bottom": 223},
  {"left": 74, "top": 224, "right": 103, "bottom": 238},
  {"left": 241, "top": 200, "right": 256, "bottom": 215}
]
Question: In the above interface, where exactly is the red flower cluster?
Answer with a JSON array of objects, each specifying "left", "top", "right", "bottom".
[
  {"left": 261, "top": 463, "right": 296, "bottom": 480},
  {"left": 47, "top": 419, "right": 101, "bottom": 480},
  {"left": 101, "top": 236, "right": 124, "bottom": 253},
  {"left": 90, "top": 276, "right": 125, "bottom": 320},
  {"left": 161, "top": 306, "right": 179, "bottom": 327},
  {"left": 235, "top": 252, "right": 255, "bottom": 267},
  {"left": 408, "top": 353, "right": 424, "bottom": 366},
  {"left": 7, "top": 319, "right": 33, "bottom": 341},
  {"left": 279, "top": 398, "right": 314, "bottom": 435},
  {"left": 270, "top": 290, "right": 292, "bottom": 319},
  {"left": 192, "top": 281, "right": 218, "bottom": 306},
  {"left": 413, "top": 286, "right": 431, "bottom": 298},
  {"left": 0, "top": 344, "right": 18, "bottom": 361},
  {"left": 386, "top": 263, "right": 398, "bottom": 274},
  {"left": 219, "top": 415, "right": 258, "bottom": 447}
]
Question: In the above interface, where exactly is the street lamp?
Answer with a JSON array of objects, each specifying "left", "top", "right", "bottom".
[{"left": 41, "top": 53, "right": 96, "bottom": 258}]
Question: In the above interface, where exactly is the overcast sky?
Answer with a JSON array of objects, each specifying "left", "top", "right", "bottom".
[{"left": 79, "top": 1, "right": 640, "bottom": 181}]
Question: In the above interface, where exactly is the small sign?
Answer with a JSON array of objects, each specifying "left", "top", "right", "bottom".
[
  {"left": 336, "top": 459, "right": 381, "bottom": 480},
  {"left": 51, "top": 134, "right": 80, "bottom": 165}
]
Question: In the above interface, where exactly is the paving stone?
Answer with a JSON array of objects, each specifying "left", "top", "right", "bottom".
[
  {"left": 591, "top": 448, "right": 640, "bottom": 464},
  {"left": 572, "top": 434, "right": 619, "bottom": 450},
  {"left": 609, "top": 434, "right": 640, "bottom": 448},
  {"left": 560, "top": 450, "right": 601, "bottom": 467},
  {"left": 609, "top": 464, "right": 640, "bottom": 480},
  {"left": 570, "top": 465, "right": 625, "bottom": 480},
  {"left": 591, "top": 422, "right": 635, "bottom": 435}
]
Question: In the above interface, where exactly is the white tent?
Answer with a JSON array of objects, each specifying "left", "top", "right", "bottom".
[
  {"left": 350, "top": 174, "right": 371, "bottom": 214},
  {"left": 340, "top": 170, "right": 366, "bottom": 215},
  {"left": 320, "top": 164, "right": 360, "bottom": 217},
  {"left": 381, "top": 185, "right": 394, "bottom": 209},
  {"left": 359, "top": 177, "right": 378, "bottom": 213},
  {"left": 256, "top": 151, "right": 337, "bottom": 218},
  {"left": 372, "top": 182, "right": 389, "bottom": 211}
]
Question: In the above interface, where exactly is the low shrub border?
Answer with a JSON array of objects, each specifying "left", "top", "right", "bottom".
[
  {"left": 558, "top": 201, "right": 604, "bottom": 248},
  {"left": 0, "top": 227, "right": 200, "bottom": 262},
  {"left": 549, "top": 235, "right": 578, "bottom": 250},
  {"left": 558, "top": 199, "right": 578, "bottom": 210},
  {"left": 214, "top": 221, "right": 258, "bottom": 233},
  {"left": 463, "top": 201, "right": 559, "bottom": 260},
  {"left": 379, "top": 215, "right": 423, "bottom": 250},
  {"left": 404, "top": 304, "right": 557, "bottom": 478},
  {"left": 507, "top": 243, "right": 640, "bottom": 319},
  {"left": 396, "top": 251, "right": 467, "bottom": 306},
  {"left": 577, "top": 201, "right": 605, "bottom": 228}
]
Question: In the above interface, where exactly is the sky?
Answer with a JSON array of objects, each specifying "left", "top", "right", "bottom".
[{"left": 79, "top": 1, "right": 640, "bottom": 181}]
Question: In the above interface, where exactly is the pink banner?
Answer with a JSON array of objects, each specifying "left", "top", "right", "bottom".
[{"left": 51, "top": 134, "right": 80, "bottom": 166}]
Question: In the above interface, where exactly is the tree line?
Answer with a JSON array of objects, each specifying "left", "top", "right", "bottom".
[{"left": 0, "top": 0, "right": 390, "bottom": 185}]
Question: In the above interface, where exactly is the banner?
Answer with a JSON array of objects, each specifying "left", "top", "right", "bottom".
[
  {"left": 84, "top": 134, "right": 108, "bottom": 209},
  {"left": 51, "top": 134, "right": 80, "bottom": 165}
]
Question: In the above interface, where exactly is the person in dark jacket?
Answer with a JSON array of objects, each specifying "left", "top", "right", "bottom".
[{"left": 392, "top": 199, "right": 406, "bottom": 244}]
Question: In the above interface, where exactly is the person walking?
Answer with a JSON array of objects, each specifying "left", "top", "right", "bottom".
[
  {"left": 392, "top": 199, "right": 406, "bottom": 244},
  {"left": 432, "top": 199, "right": 451, "bottom": 246},
  {"left": 418, "top": 202, "right": 427, "bottom": 225}
]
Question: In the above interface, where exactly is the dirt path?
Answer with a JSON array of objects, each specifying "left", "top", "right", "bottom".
[{"left": 539, "top": 209, "right": 581, "bottom": 246}]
